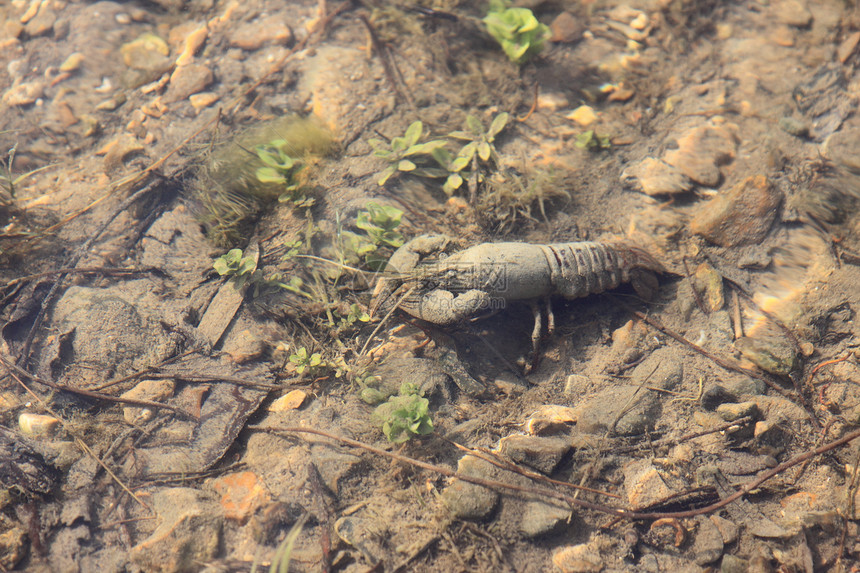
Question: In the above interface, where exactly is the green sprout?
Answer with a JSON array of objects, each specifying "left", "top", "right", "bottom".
[
  {"left": 337, "top": 202, "right": 405, "bottom": 271},
  {"left": 213, "top": 248, "right": 258, "bottom": 287},
  {"left": 369, "top": 121, "right": 446, "bottom": 186},
  {"left": 575, "top": 130, "right": 612, "bottom": 151},
  {"left": 339, "top": 303, "right": 370, "bottom": 328},
  {"left": 434, "top": 112, "right": 509, "bottom": 196},
  {"left": 356, "top": 202, "right": 404, "bottom": 248},
  {"left": 372, "top": 382, "right": 434, "bottom": 443},
  {"left": 253, "top": 140, "right": 314, "bottom": 208},
  {"left": 289, "top": 347, "right": 323, "bottom": 375},
  {"left": 483, "top": 1, "right": 550, "bottom": 65}
]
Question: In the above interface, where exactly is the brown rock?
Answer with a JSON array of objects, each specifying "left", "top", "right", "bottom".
[
  {"left": 497, "top": 435, "right": 571, "bottom": 474},
  {"left": 131, "top": 488, "right": 221, "bottom": 572},
  {"left": 838, "top": 31, "right": 860, "bottom": 64},
  {"left": 773, "top": 0, "right": 812, "bottom": 28},
  {"left": 122, "top": 378, "right": 176, "bottom": 424},
  {"left": 664, "top": 124, "right": 738, "bottom": 187},
  {"left": 229, "top": 15, "right": 293, "bottom": 51},
  {"left": 550, "top": 12, "right": 584, "bottom": 43},
  {"left": 625, "top": 157, "right": 692, "bottom": 196},
  {"left": 552, "top": 543, "right": 603, "bottom": 573},
  {"left": 624, "top": 459, "right": 674, "bottom": 507},
  {"left": 211, "top": 471, "right": 271, "bottom": 524},
  {"left": 690, "top": 175, "right": 782, "bottom": 246},
  {"left": 0, "top": 527, "right": 27, "bottom": 570},
  {"left": 2, "top": 81, "right": 44, "bottom": 106},
  {"left": 165, "top": 62, "right": 213, "bottom": 103},
  {"left": 24, "top": 6, "right": 56, "bottom": 37}
]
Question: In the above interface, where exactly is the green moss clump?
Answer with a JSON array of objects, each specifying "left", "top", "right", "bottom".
[{"left": 193, "top": 115, "right": 334, "bottom": 246}]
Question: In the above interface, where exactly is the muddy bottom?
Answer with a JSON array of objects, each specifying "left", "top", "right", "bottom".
[{"left": 2, "top": 0, "right": 860, "bottom": 571}]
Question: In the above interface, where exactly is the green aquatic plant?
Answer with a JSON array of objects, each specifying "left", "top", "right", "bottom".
[
  {"left": 369, "top": 121, "right": 446, "bottom": 186},
  {"left": 289, "top": 347, "right": 323, "bottom": 375},
  {"left": 356, "top": 202, "right": 404, "bottom": 248},
  {"left": 483, "top": 1, "right": 550, "bottom": 65},
  {"left": 336, "top": 202, "right": 405, "bottom": 271},
  {"left": 213, "top": 248, "right": 258, "bottom": 287},
  {"left": 434, "top": 112, "right": 509, "bottom": 196},
  {"left": 195, "top": 115, "right": 333, "bottom": 246},
  {"left": 575, "top": 130, "right": 611, "bottom": 151},
  {"left": 479, "top": 166, "right": 569, "bottom": 232},
  {"left": 372, "top": 382, "right": 434, "bottom": 443}
]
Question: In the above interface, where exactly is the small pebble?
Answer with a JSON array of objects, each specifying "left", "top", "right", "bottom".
[
  {"left": 552, "top": 543, "right": 603, "bottom": 573},
  {"left": 716, "top": 401, "right": 760, "bottom": 422},
  {"left": 549, "top": 11, "right": 584, "bottom": 43},
  {"left": 778, "top": 117, "right": 809, "bottom": 137},
  {"left": 566, "top": 105, "right": 598, "bottom": 127},
  {"left": 59, "top": 52, "right": 85, "bottom": 73},
  {"left": 268, "top": 389, "right": 307, "bottom": 412},
  {"left": 18, "top": 412, "right": 61, "bottom": 437},
  {"left": 2, "top": 81, "right": 45, "bottom": 106}
]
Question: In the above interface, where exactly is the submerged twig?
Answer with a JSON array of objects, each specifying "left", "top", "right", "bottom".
[
  {"left": 254, "top": 425, "right": 860, "bottom": 520},
  {"left": 617, "top": 301, "right": 819, "bottom": 426},
  {"left": 0, "top": 355, "right": 195, "bottom": 419},
  {"left": 2, "top": 360, "right": 153, "bottom": 512},
  {"left": 16, "top": 181, "right": 159, "bottom": 369}
]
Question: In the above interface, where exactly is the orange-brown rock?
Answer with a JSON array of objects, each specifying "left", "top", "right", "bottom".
[{"left": 690, "top": 175, "right": 782, "bottom": 246}]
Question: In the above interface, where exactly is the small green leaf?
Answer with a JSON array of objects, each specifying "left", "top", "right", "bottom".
[
  {"left": 377, "top": 166, "right": 396, "bottom": 186},
  {"left": 450, "top": 156, "right": 470, "bottom": 172},
  {"left": 391, "top": 136, "right": 407, "bottom": 153},
  {"left": 256, "top": 167, "right": 287, "bottom": 184},
  {"left": 398, "top": 159, "right": 416, "bottom": 172},
  {"left": 489, "top": 112, "right": 509, "bottom": 137},
  {"left": 466, "top": 115, "right": 484, "bottom": 135},
  {"left": 431, "top": 146, "right": 452, "bottom": 166},
  {"left": 477, "top": 141, "right": 492, "bottom": 162},
  {"left": 458, "top": 142, "right": 478, "bottom": 162},
  {"left": 404, "top": 121, "right": 423, "bottom": 146}
]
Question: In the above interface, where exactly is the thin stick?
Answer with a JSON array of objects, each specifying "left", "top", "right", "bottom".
[
  {"left": 360, "top": 286, "right": 416, "bottom": 357},
  {"left": 0, "top": 355, "right": 195, "bottom": 419},
  {"left": 17, "top": 182, "right": 158, "bottom": 368},
  {"left": 3, "top": 362, "right": 152, "bottom": 512},
  {"left": 254, "top": 424, "right": 860, "bottom": 520},
  {"left": 4, "top": 266, "right": 161, "bottom": 288}
]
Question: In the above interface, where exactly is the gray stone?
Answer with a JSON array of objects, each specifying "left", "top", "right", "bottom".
[
  {"left": 710, "top": 515, "right": 740, "bottom": 545},
  {"left": 43, "top": 285, "right": 178, "bottom": 387},
  {"left": 371, "top": 354, "right": 449, "bottom": 401},
  {"left": 497, "top": 435, "right": 571, "bottom": 474},
  {"left": 573, "top": 386, "right": 659, "bottom": 436},
  {"left": 130, "top": 487, "right": 221, "bottom": 572},
  {"left": 722, "top": 374, "right": 767, "bottom": 397},
  {"left": 692, "top": 515, "right": 724, "bottom": 565},
  {"left": 441, "top": 455, "right": 498, "bottom": 520},
  {"left": 749, "top": 518, "right": 796, "bottom": 539},
  {"left": 311, "top": 447, "right": 362, "bottom": 495},
  {"left": 720, "top": 554, "right": 749, "bottom": 573},
  {"left": 716, "top": 401, "right": 760, "bottom": 422},
  {"left": 519, "top": 500, "right": 571, "bottom": 538},
  {"left": 700, "top": 385, "right": 738, "bottom": 411},
  {"left": 574, "top": 349, "right": 681, "bottom": 436}
]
